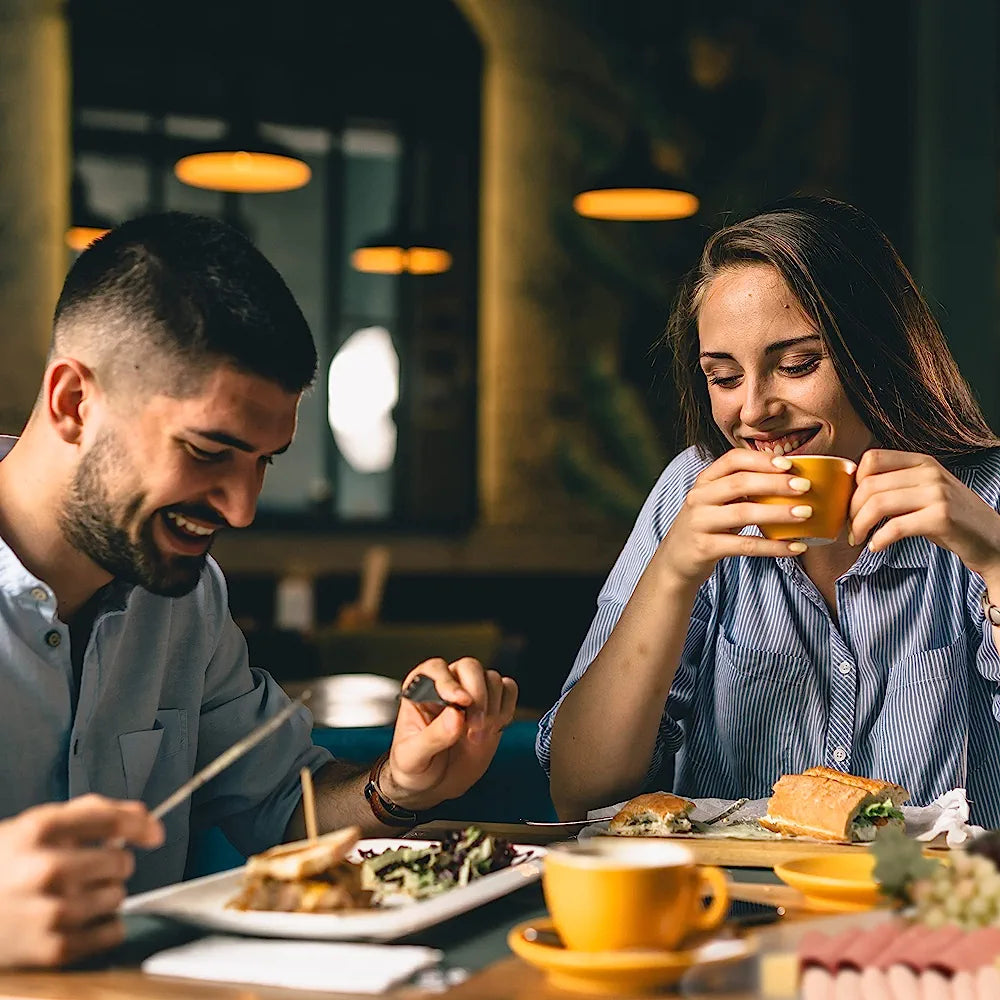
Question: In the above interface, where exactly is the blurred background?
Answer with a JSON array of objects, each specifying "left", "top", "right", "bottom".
[{"left": 0, "top": 0, "right": 996, "bottom": 727}]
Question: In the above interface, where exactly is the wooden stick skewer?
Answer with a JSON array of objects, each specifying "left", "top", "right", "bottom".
[{"left": 300, "top": 766, "right": 318, "bottom": 843}]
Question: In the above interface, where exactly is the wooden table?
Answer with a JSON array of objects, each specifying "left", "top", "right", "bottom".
[{"left": 0, "top": 822, "right": 862, "bottom": 1000}]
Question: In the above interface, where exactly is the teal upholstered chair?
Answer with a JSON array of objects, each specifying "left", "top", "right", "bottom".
[{"left": 185, "top": 719, "right": 555, "bottom": 877}]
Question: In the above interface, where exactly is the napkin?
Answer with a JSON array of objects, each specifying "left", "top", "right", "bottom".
[
  {"left": 912, "top": 788, "right": 986, "bottom": 847},
  {"left": 142, "top": 935, "right": 443, "bottom": 993}
]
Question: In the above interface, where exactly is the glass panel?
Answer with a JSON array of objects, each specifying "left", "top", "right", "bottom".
[{"left": 333, "top": 125, "right": 402, "bottom": 521}]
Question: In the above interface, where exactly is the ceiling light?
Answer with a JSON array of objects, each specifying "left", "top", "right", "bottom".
[
  {"left": 573, "top": 130, "right": 698, "bottom": 221},
  {"left": 175, "top": 133, "right": 310, "bottom": 193}
]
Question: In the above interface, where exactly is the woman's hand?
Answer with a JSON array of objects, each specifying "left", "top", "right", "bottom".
[
  {"left": 658, "top": 448, "right": 820, "bottom": 589},
  {"left": 381, "top": 657, "right": 518, "bottom": 813},
  {"left": 850, "top": 450, "right": 1000, "bottom": 577}
]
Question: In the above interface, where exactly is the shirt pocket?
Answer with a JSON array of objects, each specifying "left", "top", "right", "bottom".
[
  {"left": 874, "top": 632, "right": 968, "bottom": 797},
  {"left": 886, "top": 632, "right": 967, "bottom": 693},
  {"left": 712, "top": 631, "right": 819, "bottom": 793},
  {"left": 118, "top": 708, "right": 188, "bottom": 801}
]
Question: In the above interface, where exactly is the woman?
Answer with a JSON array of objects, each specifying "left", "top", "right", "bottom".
[{"left": 538, "top": 196, "right": 1000, "bottom": 824}]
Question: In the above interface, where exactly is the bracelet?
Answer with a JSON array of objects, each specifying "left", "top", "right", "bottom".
[{"left": 364, "top": 751, "right": 421, "bottom": 828}]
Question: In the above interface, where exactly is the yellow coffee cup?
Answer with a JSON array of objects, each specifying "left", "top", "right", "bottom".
[
  {"left": 542, "top": 839, "right": 729, "bottom": 952},
  {"left": 758, "top": 454, "right": 856, "bottom": 544}
]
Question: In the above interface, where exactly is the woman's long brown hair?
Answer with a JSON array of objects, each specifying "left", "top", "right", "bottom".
[{"left": 666, "top": 196, "right": 999, "bottom": 463}]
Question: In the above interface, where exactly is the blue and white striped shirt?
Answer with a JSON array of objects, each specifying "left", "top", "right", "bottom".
[{"left": 537, "top": 446, "right": 1000, "bottom": 826}]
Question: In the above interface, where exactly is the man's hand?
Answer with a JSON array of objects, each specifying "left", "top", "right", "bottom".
[
  {"left": 380, "top": 657, "right": 518, "bottom": 813},
  {"left": 0, "top": 794, "right": 163, "bottom": 968}
]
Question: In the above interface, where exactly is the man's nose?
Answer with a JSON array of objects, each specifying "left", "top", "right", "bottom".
[{"left": 210, "top": 467, "right": 261, "bottom": 529}]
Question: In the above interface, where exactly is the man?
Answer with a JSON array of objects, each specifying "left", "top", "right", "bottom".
[{"left": 0, "top": 213, "right": 517, "bottom": 967}]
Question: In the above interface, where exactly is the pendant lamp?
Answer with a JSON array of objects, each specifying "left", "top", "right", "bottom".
[
  {"left": 174, "top": 128, "right": 311, "bottom": 194},
  {"left": 351, "top": 139, "right": 451, "bottom": 275},
  {"left": 573, "top": 129, "right": 699, "bottom": 221}
]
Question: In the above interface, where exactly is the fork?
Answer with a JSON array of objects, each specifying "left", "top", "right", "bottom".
[{"left": 399, "top": 674, "right": 467, "bottom": 712}]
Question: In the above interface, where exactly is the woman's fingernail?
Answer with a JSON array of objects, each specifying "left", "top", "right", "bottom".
[
  {"left": 771, "top": 456, "right": 792, "bottom": 470},
  {"left": 790, "top": 505, "right": 812, "bottom": 519},
  {"left": 847, "top": 530, "right": 855, "bottom": 546},
  {"left": 788, "top": 542, "right": 808, "bottom": 554},
  {"left": 789, "top": 477, "right": 811, "bottom": 492}
]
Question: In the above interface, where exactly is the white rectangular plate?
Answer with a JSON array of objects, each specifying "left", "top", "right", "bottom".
[{"left": 123, "top": 839, "right": 546, "bottom": 942}]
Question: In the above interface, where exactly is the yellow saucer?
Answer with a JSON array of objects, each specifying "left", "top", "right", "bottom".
[
  {"left": 774, "top": 854, "right": 883, "bottom": 910},
  {"left": 507, "top": 919, "right": 756, "bottom": 995}
]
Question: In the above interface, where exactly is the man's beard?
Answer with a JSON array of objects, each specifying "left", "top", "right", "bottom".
[{"left": 58, "top": 431, "right": 210, "bottom": 597}]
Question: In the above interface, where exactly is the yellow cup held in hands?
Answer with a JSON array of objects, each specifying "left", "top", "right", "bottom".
[
  {"left": 758, "top": 454, "right": 856, "bottom": 545},
  {"left": 542, "top": 839, "right": 730, "bottom": 952}
]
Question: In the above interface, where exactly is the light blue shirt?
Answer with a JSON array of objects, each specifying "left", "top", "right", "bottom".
[
  {"left": 0, "top": 438, "right": 331, "bottom": 891},
  {"left": 537, "top": 446, "right": 1000, "bottom": 826}
]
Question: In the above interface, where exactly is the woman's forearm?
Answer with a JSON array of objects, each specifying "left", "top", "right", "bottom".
[{"left": 548, "top": 552, "right": 701, "bottom": 818}]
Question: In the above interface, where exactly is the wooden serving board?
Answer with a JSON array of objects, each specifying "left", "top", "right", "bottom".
[
  {"left": 409, "top": 820, "right": 950, "bottom": 867},
  {"left": 594, "top": 832, "right": 951, "bottom": 868},
  {"left": 646, "top": 836, "right": 889, "bottom": 868}
]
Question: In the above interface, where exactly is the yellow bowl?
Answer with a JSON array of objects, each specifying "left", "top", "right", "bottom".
[{"left": 773, "top": 854, "right": 882, "bottom": 908}]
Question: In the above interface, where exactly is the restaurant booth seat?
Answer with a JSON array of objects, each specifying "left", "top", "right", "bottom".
[{"left": 185, "top": 718, "right": 555, "bottom": 878}]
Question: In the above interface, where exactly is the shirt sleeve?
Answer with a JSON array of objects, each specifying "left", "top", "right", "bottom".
[
  {"left": 965, "top": 452, "right": 1000, "bottom": 720},
  {"left": 190, "top": 561, "right": 332, "bottom": 856},
  {"left": 535, "top": 448, "right": 714, "bottom": 785}
]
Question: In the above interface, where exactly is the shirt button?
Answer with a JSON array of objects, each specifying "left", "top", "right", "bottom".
[
  {"left": 44, "top": 630, "right": 61, "bottom": 648},
  {"left": 30, "top": 587, "right": 48, "bottom": 602},
  {"left": 838, "top": 661, "right": 852, "bottom": 675},
  {"left": 832, "top": 746, "right": 848, "bottom": 763}
]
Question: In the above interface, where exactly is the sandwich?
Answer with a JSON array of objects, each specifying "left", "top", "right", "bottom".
[
  {"left": 228, "top": 825, "right": 373, "bottom": 912},
  {"left": 802, "top": 766, "right": 909, "bottom": 806},
  {"left": 608, "top": 792, "right": 696, "bottom": 836},
  {"left": 760, "top": 769, "right": 910, "bottom": 843}
]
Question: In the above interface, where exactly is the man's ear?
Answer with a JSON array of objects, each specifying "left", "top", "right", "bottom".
[{"left": 44, "top": 359, "right": 98, "bottom": 445}]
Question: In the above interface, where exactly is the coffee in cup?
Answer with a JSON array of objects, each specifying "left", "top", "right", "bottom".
[
  {"left": 542, "top": 839, "right": 729, "bottom": 952},
  {"left": 758, "top": 454, "right": 856, "bottom": 545}
]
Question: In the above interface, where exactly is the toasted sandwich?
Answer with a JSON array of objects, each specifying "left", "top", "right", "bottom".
[
  {"left": 760, "top": 771, "right": 909, "bottom": 843},
  {"left": 230, "top": 826, "right": 372, "bottom": 912},
  {"left": 608, "top": 792, "right": 696, "bottom": 836}
]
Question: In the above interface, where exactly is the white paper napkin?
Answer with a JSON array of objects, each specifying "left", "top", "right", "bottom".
[
  {"left": 913, "top": 788, "right": 986, "bottom": 847},
  {"left": 142, "top": 935, "right": 443, "bottom": 993}
]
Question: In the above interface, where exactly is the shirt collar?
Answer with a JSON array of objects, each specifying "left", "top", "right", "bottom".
[{"left": 763, "top": 527, "right": 933, "bottom": 578}]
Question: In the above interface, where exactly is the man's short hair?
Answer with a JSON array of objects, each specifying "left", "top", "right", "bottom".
[{"left": 53, "top": 212, "right": 317, "bottom": 396}]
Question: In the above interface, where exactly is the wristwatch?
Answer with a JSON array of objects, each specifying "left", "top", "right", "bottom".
[
  {"left": 982, "top": 591, "right": 1000, "bottom": 628},
  {"left": 364, "top": 751, "right": 422, "bottom": 827}
]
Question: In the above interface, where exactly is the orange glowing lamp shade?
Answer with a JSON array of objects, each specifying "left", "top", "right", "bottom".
[
  {"left": 174, "top": 150, "right": 311, "bottom": 193},
  {"left": 573, "top": 186, "right": 700, "bottom": 221},
  {"left": 351, "top": 244, "right": 452, "bottom": 275},
  {"left": 65, "top": 225, "right": 110, "bottom": 252},
  {"left": 351, "top": 245, "right": 407, "bottom": 275},
  {"left": 405, "top": 246, "right": 452, "bottom": 275}
]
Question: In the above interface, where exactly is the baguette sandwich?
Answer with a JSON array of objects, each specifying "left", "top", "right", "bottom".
[
  {"left": 802, "top": 765, "right": 909, "bottom": 806},
  {"left": 760, "top": 770, "right": 909, "bottom": 843},
  {"left": 228, "top": 825, "right": 372, "bottom": 912},
  {"left": 608, "top": 792, "right": 696, "bottom": 836}
]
